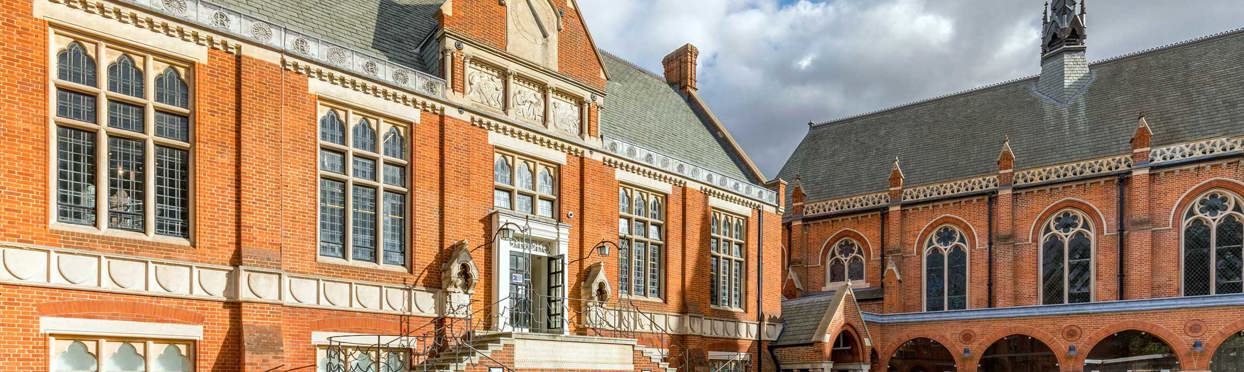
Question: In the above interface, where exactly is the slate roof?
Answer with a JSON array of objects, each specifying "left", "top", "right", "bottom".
[
  {"left": 778, "top": 28, "right": 1244, "bottom": 203},
  {"left": 211, "top": 0, "right": 444, "bottom": 73},
  {"left": 600, "top": 52, "right": 757, "bottom": 183},
  {"left": 775, "top": 290, "right": 839, "bottom": 346}
]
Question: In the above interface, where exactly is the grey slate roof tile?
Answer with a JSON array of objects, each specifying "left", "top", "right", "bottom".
[
  {"left": 778, "top": 28, "right": 1244, "bottom": 203},
  {"left": 600, "top": 52, "right": 755, "bottom": 182},
  {"left": 775, "top": 290, "right": 838, "bottom": 346},
  {"left": 211, "top": 0, "right": 444, "bottom": 73}
]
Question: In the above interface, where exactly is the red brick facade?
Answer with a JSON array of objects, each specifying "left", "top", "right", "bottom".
[
  {"left": 0, "top": 0, "right": 782, "bottom": 371},
  {"left": 783, "top": 133, "right": 1244, "bottom": 371}
]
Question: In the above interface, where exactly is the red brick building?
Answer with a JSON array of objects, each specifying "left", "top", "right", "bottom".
[
  {"left": 0, "top": 0, "right": 786, "bottom": 371},
  {"left": 775, "top": 1, "right": 1244, "bottom": 371}
]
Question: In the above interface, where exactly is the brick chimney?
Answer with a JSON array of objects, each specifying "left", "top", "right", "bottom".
[{"left": 662, "top": 43, "right": 699, "bottom": 92}]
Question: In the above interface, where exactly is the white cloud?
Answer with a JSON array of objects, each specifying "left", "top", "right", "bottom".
[{"left": 578, "top": 0, "right": 1244, "bottom": 177}]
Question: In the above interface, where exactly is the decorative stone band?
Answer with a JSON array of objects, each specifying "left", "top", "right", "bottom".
[
  {"left": 862, "top": 293, "right": 1244, "bottom": 324},
  {"left": 0, "top": 242, "right": 459, "bottom": 317},
  {"left": 71, "top": 0, "right": 446, "bottom": 98},
  {"left": 800, "top": 135, "right": 1244, "bottom": 218},
  {"left": 582, "top": 305, "right": 782, "bottom": 341},
  {"left": 603, "top": 137, "right": 778, "bottom": 206},
  {"left": 1013, "top": 155, "right": 1133, "bottom": 186},
  {"left": 1149, "top": 135, "right": 1244, "bottom": 164},
  {"left": 803, "top": 192, "right": 890, "bottom": 217},
  {"left": 902, "top": 175, "right": 999, "bottom": 203}
]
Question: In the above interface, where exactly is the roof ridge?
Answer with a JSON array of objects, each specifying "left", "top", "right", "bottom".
[{"left": 811, "top": 25, "right": 1244, "bottom": 129}]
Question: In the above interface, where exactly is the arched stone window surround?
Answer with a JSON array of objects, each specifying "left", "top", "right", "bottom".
[
  {"left": 914, "top": 216, "right": 976, "bottom": 312},
  {"left": 1025, "top": 198, "right": 1111, "bottom": 245},
  {"left": 1037, "top": 208, "right": 1097, "bottom": 304},
  {"left": 818, "top": 229, "right": 873, "bottom": 288},
  {"left": 1179, "top": 187, "right": 1244, "bottom": 296}
]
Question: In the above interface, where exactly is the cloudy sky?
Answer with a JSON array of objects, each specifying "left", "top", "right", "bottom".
[{"left": 577, "top": 0, "right": 1244, "bottom": 178}]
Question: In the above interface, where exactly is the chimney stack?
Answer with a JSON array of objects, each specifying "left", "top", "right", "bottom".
[{"left": 662, "top": 43, "right": 699, "bottom": 92}]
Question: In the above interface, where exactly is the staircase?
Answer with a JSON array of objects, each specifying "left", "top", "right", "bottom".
[
  {"left": 415, "top": 331, "right": 514, "bottom": 372},
  {"left": 633, "top": 344, "right": 678, "bottom": 372}
]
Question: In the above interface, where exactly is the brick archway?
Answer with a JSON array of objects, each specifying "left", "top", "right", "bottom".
[
  {"left": 974, "top": 325, "right": 1065, "bottom": 358},
  {"left": 877, "top": 332, "right": 960, "bottom": 371},
  {"left": 1203, "top": 317, "right": 1244, "bottom": 370},
  {"left": 913, "top": 215, "right": 979, "bottom": 256},
  {"left": 829, "top": 324, "right": 869, "bottom": 363},
  {"left": 1078, "top": 321, "right": 1188, "bottom": 368},
  {"left": 819, "top": 228, "right": 875, "bottom": 263}
]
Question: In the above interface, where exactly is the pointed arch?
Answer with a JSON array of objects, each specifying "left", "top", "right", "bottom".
[
  {"left": 817, "top": 228, "right": 876, "bottom": 264},
  {"left": 916, "top": 216, "right": 974, "bottom": 312},
  {"left": 107, "top": 54, "right": 144, "bottom": 97},
  {"left": 1026, "top": 198, "right": 1110, "bottom": 244},
  {"left": 1179, "top": 187, "right": 1244, "bottom": 296},
  {"left": 154, "top": 67, "right": 189, "bottom": 108},
  {"left": 57, "top": 41, "right": 96, "bottom": 86}
]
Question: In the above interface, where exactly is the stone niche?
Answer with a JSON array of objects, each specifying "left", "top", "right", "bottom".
[{"left": 507, "top": 0, "right": 559, "bottom": 69}]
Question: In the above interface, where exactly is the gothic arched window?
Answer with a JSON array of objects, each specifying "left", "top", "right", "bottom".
[
  {"left": 827, "top": 238, "right": 865, "bottom": 284},
  {"left": 1041, "top": 209, "right": 1093, "bottom": 304},
  {"left": 382, "top": 127, "right": 404, "bottom": 159},
  {"left": 353, "top": 118, "right": 376, "bottom": 152},
  {"left": 1184, "top": 190, "right": 1244, "bottom": 296},
  {"left": 320, "top": 110, "right": 344, "bottom": 145},
  {"left": 107, "top": 54, "right": 143, "bottom": 97},
  {"left": 57, "top": 41, "right": 96, "bottom": 85},
  {"left": 925, "top": 225, "right": 968, "bottom": 311},
  {"left": 154, "top": 67, "right": 189, "bottom": 108}
]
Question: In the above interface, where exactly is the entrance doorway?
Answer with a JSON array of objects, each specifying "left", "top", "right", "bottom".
[{"left": 492, "top": 212, "right": 571, "bottom": 335}]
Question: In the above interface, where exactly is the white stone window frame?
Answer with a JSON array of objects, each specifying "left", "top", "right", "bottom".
[
  {"left": 316, "top": 102, "right": 411, "bottom": 270},
  {"left": 492, "top": 151, "right": 559, "bottom": 219},
  {"left": 825, "top": 238, "right": 868, "bottom": 288},
  {"left": 1181, "top": 189, "right": 1244, "bottom": 296},
  {"left": 47, "top": 325, "right": 196, "bottom": 372},
  {"left": 1038, "top": 208, "right": 1096, "bottom": 305},
  {"left": 617, "top": 184, "right": 666, "bottom": 300},
  {"left": 47, "top": 28, "right": 195, "bottom": 245},
  {"left": 710, "top": 209, "right": 747, "bottom": 311}
]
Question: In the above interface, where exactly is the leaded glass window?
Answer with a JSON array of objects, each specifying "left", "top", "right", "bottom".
[
  {"left": 51, "top": 337, "right": 193, "bottom": 372},
  {"left": 317, "top": 105, "right": 408, "bottom": 267},
  {"left": 925, "top": 225, "right": 968, "bottom": 311},
  {"left": 1040, "top": 210, "right": 1094, "bottom": 305},
  {"left": 827, "top": 238, "right": 866, "bottom": 284},
  {"left": 711, "top": 210, "right": 746, "bottom": 309},
  {"left": 1183, "top": 190, "right": 1244, "bottom": 296},
  {"left": 493, "top": 152, "right": 557, "bottom": 218},
  {"left": 619, "top": 185, "right": 665, "bottom": 299},
  {"left": 52, "top": 34, "right": 192, "bottom": 239}
]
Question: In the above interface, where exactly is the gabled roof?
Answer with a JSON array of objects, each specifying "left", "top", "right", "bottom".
[
  {"left": 778, "top": 27, "right": 1244, "bottom": 203},
  {"left": 211, "top": 0, "right": 444, "bottom": 73},
  {"left": 600, "top": 52, "right": 759, "bottom": 183}
]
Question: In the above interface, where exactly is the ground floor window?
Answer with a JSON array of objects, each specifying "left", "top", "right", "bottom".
[
  {"left": 318, "top": 346, "right": 410, "bottom": 372},
  {"left": 709, "top": 358, "right": 750, "bottom": 372},
  {"left": 51, "top": 337, "right": 193, "bottom": 372},
  {"left": 1084, "top": 330, "right": 1178, "bottom": 372}
]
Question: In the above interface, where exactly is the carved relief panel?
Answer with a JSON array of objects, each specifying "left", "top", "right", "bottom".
[
  {"left": 511, "top": 78, "right": 545, "bottom": 124},
  {"left": 550, "top": 93, "right": 581, "bottom": 137},
  {"left": 466, "top": 62, "right": 504, "bottom": 110}
]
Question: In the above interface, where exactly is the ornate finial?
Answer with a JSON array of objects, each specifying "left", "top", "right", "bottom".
[
  {"left": 1080, "top": 0, "right": 1086, "bottom": 16},
  {"left": 1043, "top": 1, "right": 1049, "bottom": 22},
  {"left": 1042, "top": 0, "right": 1087, "bottom": 57}
]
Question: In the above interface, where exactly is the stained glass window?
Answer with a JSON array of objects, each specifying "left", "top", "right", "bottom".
[
  {"left": 1184, "top": 191, "right": 1244, "bottom": 296},
  {"left": 925, "top": 225, "right": 968, "bottom": 311},
  {"left": 827, "top": 238, "right": 866, "bottom": 284},
  {"left": 1040, "top": 210, "right": 1094, "bottom": 304}
]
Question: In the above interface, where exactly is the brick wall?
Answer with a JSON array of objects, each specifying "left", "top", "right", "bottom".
[{"left": 0, "top": 0, "right": 782, "bottom": 371}]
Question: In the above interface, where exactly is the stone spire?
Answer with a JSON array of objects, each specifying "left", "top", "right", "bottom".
[
  {"left": 1037, "top": 0, "right": 1091, "bottom": 104},
  {"left": 1041, "top": 0, "right": 1087, "bottom": 57}
]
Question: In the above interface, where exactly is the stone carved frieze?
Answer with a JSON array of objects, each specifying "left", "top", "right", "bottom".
[
  {"left": 1014, "top": 155, "right": 1132, "bottom": 186},
  {"left": 511, "top": 81, "right": 545, "bottom": 124},
  {"left": 467, "top": 64, "right": 504, "bottom": 110},
  {"left": 902, "top": 176, "right": 999, "bottom": 202},
  {"left": 803, "top": 192, "right": 890, "bottom": 217},
  {"left": 1150, "top": 136, "right": 1244, "bottom": 164},
  {"left": 550, "top": 95, "right": 581, "bottom": 136}
]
